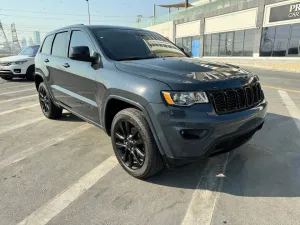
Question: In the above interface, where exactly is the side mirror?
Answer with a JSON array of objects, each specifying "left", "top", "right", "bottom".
[{"left": 69, "top": 46, "right": 91, "bottom": 62}]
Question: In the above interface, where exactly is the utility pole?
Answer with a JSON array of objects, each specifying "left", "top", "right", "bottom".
[
  {"left": 0, "top": 21, "right": 12, "bottom": 54},
  {"left": 86, "top": 0, "right": 91, "bottom": 24},
  {"left": 11, "top": 23, "right": 21, "bottom": 54}
]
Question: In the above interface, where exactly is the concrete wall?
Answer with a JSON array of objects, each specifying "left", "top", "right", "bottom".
[
  {"left": 176, "top": 20, "right": 201, "bottom": 38},
  {"left": 145, "top": 21, "right": 174, "bottom": 42},
  {"left": 204, "top": 8, "right": 258, "bottom": 34}
]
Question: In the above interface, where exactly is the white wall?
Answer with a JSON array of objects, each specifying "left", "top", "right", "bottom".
[
  {"left": 263, "top": 0, "right": 300, "bottom": 27},
  {"left": 145, "top": 21, "right": 174, "bottom": 42},
  {"left": 176, "top": 20, "right": 201, "bottom": 38},
  {"left": 205, "top": 8, "right": 258, "bottom": 34}
]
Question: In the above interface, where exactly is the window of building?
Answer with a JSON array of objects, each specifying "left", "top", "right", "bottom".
[
  {"left": 288, "top": 24, "right": 300, "bottom": 57},
  {"left": 182, "top": 37, "right": 192, "bottom": 56},
  {"left": 175, "top": 38, "right": 183, "bottom": 48},
  {"left": 260, "top": 23, "right": 300, "bottom": 57},
  {"left": 233, "top": 30, "right": 244, "bottom": 56},
  {"left": 191, "top": 36, "right": 200, "bottom": 57},
  {"left": 41, "top": 34, "right": 54, "bottom": 55},
  {"left": 211, "top": 34, "right": 219, "bottom": 56},
  {"left": 204, "top": 34, "right": 211, "bottom": 56},
  {"left": 219, "top": 33, "right": 227, "bottom": 56},
  {"left": 69, "top": 31, "right": 94, "bottom": 57},
  {"left": 52, "top": 32, "right": 69, "bottom": 57},
  {"left": 272, "top": 25, "right": 290, "bottom": 57},
  {"left": 243, "top": 29, "right": 255, "bottom": 56}
]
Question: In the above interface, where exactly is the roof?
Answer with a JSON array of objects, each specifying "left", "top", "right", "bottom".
[
  {"left": 158, "top": 2, "right": 193, "bottom": 8},
  {"left": 47, "top": 24, "right": 144, "bottom": 35}
]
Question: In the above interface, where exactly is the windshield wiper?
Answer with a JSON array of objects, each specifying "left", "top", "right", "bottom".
[{"left": 118, "top": 56, "right": 157, "bottom": 61}]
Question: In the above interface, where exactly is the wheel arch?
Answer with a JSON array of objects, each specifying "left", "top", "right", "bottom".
[{"left": 103, "top": 95, "right": 165, "bottom": 156}]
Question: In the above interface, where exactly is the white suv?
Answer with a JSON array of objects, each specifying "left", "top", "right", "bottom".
[{"left": 0, "top": 45, "right": 40, "bottom": 81}]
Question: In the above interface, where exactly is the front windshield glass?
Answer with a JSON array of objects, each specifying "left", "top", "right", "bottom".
[
  {"left": 92, "top": 29, "right": 187, "bottom": 61},
  {"left": 19, "top": 46, "right": 40, "bottom": 56}
]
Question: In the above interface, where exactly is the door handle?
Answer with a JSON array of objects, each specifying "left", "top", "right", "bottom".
[
  {"left": 62, "top": 63, "right": 70, "bottom": 68},
  {"left": 44, "top": 59, "right": 49, "bottom": 63}
]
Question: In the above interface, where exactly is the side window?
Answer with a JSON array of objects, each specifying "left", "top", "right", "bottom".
[
  {"left": 52, "top": 32, "right": 69, "bottom": 57},
  {"left": 69, "top": 31, "right": 94, "bottom": 57},
  {"left": 41, "top": 34, "right": 54, "bottom": 55}
]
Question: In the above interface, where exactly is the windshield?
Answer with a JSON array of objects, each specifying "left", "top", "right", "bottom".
[
  {"left": 92, "top": 29, "right": 187, "bottom": 61},
  {"left": 19, "top": 46, "right": 40, "bottom": 56}
]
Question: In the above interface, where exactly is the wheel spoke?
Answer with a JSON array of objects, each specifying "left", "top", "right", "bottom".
[
  {"left": 116, "top": 142, "right": 126, "bottom": 148},
  {"left": 116, "top": 132, "right": 125, "bottom": 140},
  {"left": 122, "top": 150, "right": 129, "bottom": 162},
  {"left": 125, "top": 121, "right": 131, "bottom": 135},
  {"left": 128, "top": 154, "right": 133, "bottom": 168},
  {"left": 132, "top": 151, "right": 142, "bottom": 166},
  {"left": 45, "top": 103, "right": 49, "bottom": 112},
  {"left": 135, "top": 138, "right": 143, "bottom": 145},
  {"left": 135, "top": 147, "right": 145, "bottom": 159},
  {"left": 120, "top": 122, "right": 127, "bottom": 137},
  {"left": 39, "top": 92, "right": 44, "bottom": 98}
]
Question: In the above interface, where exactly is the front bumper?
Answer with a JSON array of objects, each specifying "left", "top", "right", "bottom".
[
  {"left": 146, "top": 99, "right": 267, "bottom": 165},
  {"left": 0, "top": 65, "right": 27, "bottom": 78}
]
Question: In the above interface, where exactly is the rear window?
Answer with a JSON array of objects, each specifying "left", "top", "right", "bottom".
[
  {"left": 52, "top": 32, "right": 69, "bottom": 57},
  {"left": 41, "top": 35, "right": 54, "bottom": 55}
]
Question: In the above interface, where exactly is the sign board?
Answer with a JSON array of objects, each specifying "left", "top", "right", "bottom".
[{"left": 269, "top": 2, "right": 300, "bottom": 22}]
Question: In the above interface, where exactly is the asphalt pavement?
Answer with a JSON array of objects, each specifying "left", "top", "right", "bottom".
[{"left": 0, "top": 67, "right": 300, "bottom": 225}]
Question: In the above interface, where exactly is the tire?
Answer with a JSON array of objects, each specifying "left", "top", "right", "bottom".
[
  {"left": 26, "top": 65, "right": 35, "bottom": 81},
  {"left": 111, "top": 108, "right": 164, "bottom": 179},
  {"left": 38, "top": 82, "right": 62, "bottom": 119},
  {"left": 1, "top": 77, "right": 12, "bottom": 81}
]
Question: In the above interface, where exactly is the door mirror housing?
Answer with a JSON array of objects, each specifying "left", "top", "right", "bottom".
[{"left": 69, "top": 46, "right": 91, "bottom": 62}]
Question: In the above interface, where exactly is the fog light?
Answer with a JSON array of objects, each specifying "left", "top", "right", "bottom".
[
  {"left": 180, "top": 129, "right": 209, "bottom": 140},
  {"left": 14, "top": 69, "right": 21, "bottom": 73}
]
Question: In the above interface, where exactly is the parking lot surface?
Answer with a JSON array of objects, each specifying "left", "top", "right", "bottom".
[{"left": 1, "top": 67, "right": 300, "bottom": 225}]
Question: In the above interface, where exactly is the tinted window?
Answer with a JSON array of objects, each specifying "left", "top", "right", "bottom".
[
  {"left": 288, "top": 24, "right": 300, "bottom": 57},
  {"left": 52, "top": 32, "right": 69, "bottom": 57},
  {"left": 233, "top": 30, "right": 244, "bottom": 56},
  {"left": 260, "top": 27, "right": 275, "bottom": 56},
  {"left": 226, "top": 32, "right": 233, "bottom": 56},
  {"left": 204, "top": 34, "right": 211, "bottom": 56},
  {"left": 272, "top": 25, "right": 290, "bottom": 57},
  {"left": 69, "top": 31, "right": 94, "bottom": 57},
  {"left": 41, "top": 35, "right": 54, "bottom": 55},
  {"left": 244, "top": 29, "right": 255, "bottom": 56},
  {"left": 19, "top": 46, "right": 40, "bottom": 56},
  {"left": 219, "top": 33, "right": 227, "bottom": 56},
  {"left": 92, "top": 29, "right": 186, "bottom": 60},
  {"left": 211, "top": 34, "right": 219, "bottom": 56}
]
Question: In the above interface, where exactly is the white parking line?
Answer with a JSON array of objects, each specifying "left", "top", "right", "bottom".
[
  {"left": 0, "top": 88, "right": 35, "bottom": 96},
  {"left": 0, "top": 94, "right": 37, "bottom": 104},
  {"left": 278, "top": 90, "right": 300, "bottom": 131},
  {"left": 0, "top": 103, "right": 39, "bottom": 116},
  {"left": 0, "top": 124, "right": 92, "bottom": 170},
  {"left": 17, "top": 156, "right": 118, "bottom": 225},
  {"left": 0, "top": 84, "right": 33, "bottom": 90},
  {"left": 0, "top": 117, "right": 45, "bottom": 135},
  {"left": 181, "top": 153, "right": 229, "bottom": 225}
]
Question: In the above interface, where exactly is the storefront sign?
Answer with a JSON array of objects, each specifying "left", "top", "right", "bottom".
[{"left": 269, "top": 2, "right": 300, "bottom": 22}]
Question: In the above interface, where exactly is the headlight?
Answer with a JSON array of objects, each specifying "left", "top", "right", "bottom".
[
  {"left": 162, "top": 91, "right": 209, "bottom": 106},
  {"left": 11, "top": 61, "right": 27, "bottom": 65}
]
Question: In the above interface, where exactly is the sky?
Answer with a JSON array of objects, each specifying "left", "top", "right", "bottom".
[{"left": 0, "top": 0, "right": 197, "bottom": 44}]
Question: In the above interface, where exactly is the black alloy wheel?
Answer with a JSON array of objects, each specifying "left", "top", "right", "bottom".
[
  {"left": 38, "top": 82, "right": 62, "bottom": 119},
  {"left": 39, "top": 85, "right": 50, "bottom": 113},
  {"left": 114, "top": 120, "right": 145, "bottom": 170},
  {"left": 111, "top": 108, "right": 164, "bottom": 179}
]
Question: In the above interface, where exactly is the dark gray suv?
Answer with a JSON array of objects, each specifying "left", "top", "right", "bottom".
[{"left": 35, "top": 25, "right": 267, "bottom": 179}]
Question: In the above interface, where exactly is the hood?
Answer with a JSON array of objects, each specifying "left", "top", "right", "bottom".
[
  {"left": 0, "top": 55, "right": 33, "bottom": 62},
  {"left": 115, "top": 57, "right": 259, "bottom": 90}
]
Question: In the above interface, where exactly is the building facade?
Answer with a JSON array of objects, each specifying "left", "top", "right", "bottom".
[
  {"left": 144, "top": 0, "right": 300, "bottom": 59},
  {"left": 33, "top": 31, "right": 41, "bottom": 45}
]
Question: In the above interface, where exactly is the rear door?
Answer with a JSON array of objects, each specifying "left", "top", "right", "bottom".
[{"left": 58, "top": 29, "right": 99, "bottom": 123}]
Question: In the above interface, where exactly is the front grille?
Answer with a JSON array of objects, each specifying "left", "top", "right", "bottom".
[{"left": 209, "top": 83, "right": 263, "bottom": 114}]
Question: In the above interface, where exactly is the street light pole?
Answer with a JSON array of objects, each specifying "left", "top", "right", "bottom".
[{"left": 86, "top": 0, "right": 91, "bottom": 24}]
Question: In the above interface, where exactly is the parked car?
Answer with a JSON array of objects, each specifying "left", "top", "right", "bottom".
[
  {"left": 34, "top": 25, "right": 267, "bottom": 179},
  {"left": 0, "top": 45, "right": 40, "bottom": 81}
]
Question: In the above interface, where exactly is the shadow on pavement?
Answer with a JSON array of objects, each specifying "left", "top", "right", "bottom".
[
  {"left": 58, "top": 112, "right": 84, "bottom": 122},
  {"left": 146, "top": 112, "right": 300, "bottom": 197}
]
